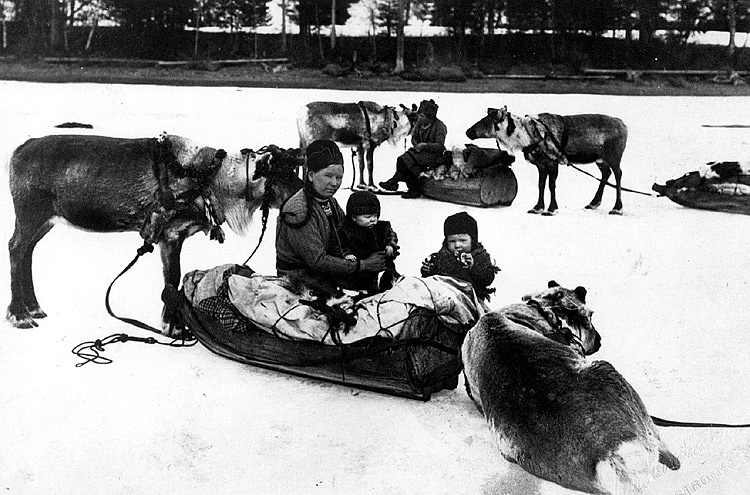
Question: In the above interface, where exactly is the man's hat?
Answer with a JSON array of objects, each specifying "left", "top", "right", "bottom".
[{"left": 418, "top": 99, "right": 439, "bottom": 119}]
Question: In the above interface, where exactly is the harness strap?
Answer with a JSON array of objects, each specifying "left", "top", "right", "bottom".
[
  {"left": 357, "top": 101, "right": 373, "bottom": 142},
  {"left": 241, "top": 147, "right": 274, "bottom": 265},
  {"left": 143, "top": 137, "right": 227, "bottom": 244}
]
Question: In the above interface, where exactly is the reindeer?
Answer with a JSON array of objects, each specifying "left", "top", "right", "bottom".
[
  {"left": 7, "top": 133, "right": 303, "bottom": 333},
  {"left": 466, "top": 106, "right": 628, "bottom": 215},
  {"left": 463, "top": 281, "right": 680, "bottom": 494},
  {"left": 297, "top": 101, "right": 417, "bottom": 190}
]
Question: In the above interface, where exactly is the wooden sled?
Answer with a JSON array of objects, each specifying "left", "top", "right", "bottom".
[
  {"left": 420, "top": 164, "right": 518, "bottom": 208},
  {"left": 163, "top": 281, "right": 466, "bottom": 401},
  {"left": 419, "top": 146, "right": 518, "bottom": 208},
  {"left": 653, "top": 168, "right": 750, "bottom": 215}
]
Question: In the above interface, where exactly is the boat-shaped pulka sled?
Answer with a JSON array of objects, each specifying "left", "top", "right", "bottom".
[
  {"left": 653, "top": 161, "right": 750, "bottom": 215},
  {"left": 163, "top": 265, "right": 474, "bottom": 401}
]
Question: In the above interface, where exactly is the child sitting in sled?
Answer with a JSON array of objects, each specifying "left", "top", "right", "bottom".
[
  {"left": 421, "top": 211, "right": 499, "bottom": 301},
  {"left": 339, "top": 191, "right": 401, "bottom": 294}
]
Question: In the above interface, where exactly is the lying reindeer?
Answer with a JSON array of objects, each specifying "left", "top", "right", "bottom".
[
  {"left": 7, "top": 133, "right": 303, "bottom": 333},
  {"left": 462, "top": 281, "right": 680, "bottom": 494},
  {"left": 466, "top": 106, "right": 628, "bottom": 215},
  {"left": 297, "top": 101, "right": 417, "bottom": 190}
]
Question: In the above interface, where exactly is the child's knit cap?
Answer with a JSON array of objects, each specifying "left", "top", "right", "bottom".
[{"left": 346, "top": 190, "right": 381, "bottom": 216}]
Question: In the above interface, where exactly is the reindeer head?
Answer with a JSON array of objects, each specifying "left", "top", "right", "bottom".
[
  {"left": 522, "top": 280, "right": 601, "bottom": 356},
  {"left": 211, "top": 146, "right": 303, "bottom": 236},
  {"left": 387, "top": 103, "right": 419, "bottom": 146}
]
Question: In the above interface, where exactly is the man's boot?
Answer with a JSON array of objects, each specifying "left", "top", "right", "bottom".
[
  {"left": 379, "top": 178, "right": 399, "bottom": 191},
  {"left": 401, "top": 177, "right": 422, "bottom": 199}
]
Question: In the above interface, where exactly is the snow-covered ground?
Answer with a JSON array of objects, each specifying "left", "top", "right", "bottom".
[{"left": 1, "top": 82, "right": 750, "bottom": 495}]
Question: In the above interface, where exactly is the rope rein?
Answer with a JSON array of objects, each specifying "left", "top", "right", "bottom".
[{"left": 565, "top": 163, "right": 655, "bottom": 197}]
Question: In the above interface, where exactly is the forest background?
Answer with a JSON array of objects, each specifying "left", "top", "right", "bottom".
[{"left": 2, "top": 0, "right": 750, "bottom": 78}]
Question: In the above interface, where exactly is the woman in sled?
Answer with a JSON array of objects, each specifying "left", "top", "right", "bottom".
[{"left": 275, "top": 139, "right": 386, "bottom": 296}]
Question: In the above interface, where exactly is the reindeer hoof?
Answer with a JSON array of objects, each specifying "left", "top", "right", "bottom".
[
  {"left": 609, "top": 208, "right": 623, "bottom": 216},
  {"left": 542, "top": 210, "right": 558, "bottom": 216},
  {"left": 366, "top": 185, "right": 379, "bottom": 192},
  {"left": 6, "top": 313, "right": 39, "bottom": 329},
  {"left": 353, "top": 184, "right": 368, "bottom": 191},
  {"left": 28, "top": 308, "right": 47, "bottom": 319},
  {"left": 161, "top": 320, "right": 186, "bottom": 338},
  {"left": 527, "top": 208, "right": 543, "bottom": 215},
  {"left": 585, "top": 203, "right": 600, "bottom": 210}
]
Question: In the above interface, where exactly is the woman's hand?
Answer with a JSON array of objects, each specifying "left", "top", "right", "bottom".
[
  {"left": 384, "top": 245, "right": 395, "bottom": 258},
  {"left": 421, "top": 254, "right": 436, "bottom": 277},
  {"left": 360, "top": 252, "right": 387, "bottom": 272},
  {"left": 345, "top": 254, "right": 357, "bottom": 262}
]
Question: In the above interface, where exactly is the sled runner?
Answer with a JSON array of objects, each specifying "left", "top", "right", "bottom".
[
  {"left": 164, "top": 265, "right": 473, "bottom": 401},
  {"left": 419, "top": 146, "right": 518, "bottom": 207},
  {"left": 653, "top": 161, "right": 750, "bottom": 215}
]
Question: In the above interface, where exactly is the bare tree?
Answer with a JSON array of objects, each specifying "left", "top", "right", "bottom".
[
  {"left": 395, "top": 0, "right": 404, "bottom": 71},
  {"left": 194, "top": 0, "right": 202, "bottom": 57},
  {"left": 281, "top": 0, "right": 287, "bottom": 52},
  {"left": 1, "top": 0, "right": 7, "bottom": 49},
  {"left": 728, "top": 0, "right": 736, "bottom": 59},
  {"left": 330, "top": 0, "right": 336, "bottom": 50},
  {"left": 84, "top": 0, "right": 99, "bottom": 52}
]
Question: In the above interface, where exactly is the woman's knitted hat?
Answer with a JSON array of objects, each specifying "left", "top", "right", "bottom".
[
  {"left": 418, "top": 99, "right": 439, "bottom": 119},
  {"left": 444, "top": 211, "right": 478, "bottom": 241},
  {"left": 306, "top": 139, "right": 344, "bottom": 173},
  {"left": 346, "top": 190, "right": 381, "bottom": 216}
]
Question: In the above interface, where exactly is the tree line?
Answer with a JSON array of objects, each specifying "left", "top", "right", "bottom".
[{"left": 3, "top": 0, "right": 749, "bottom": 65}]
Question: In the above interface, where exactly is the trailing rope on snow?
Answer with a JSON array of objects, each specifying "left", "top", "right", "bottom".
[{"left": 72, "top": 332, "right": 197, "bottom": 367}]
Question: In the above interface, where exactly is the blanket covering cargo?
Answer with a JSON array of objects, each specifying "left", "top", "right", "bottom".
[
  {"left": 652, "top": 161, "right": 750, "bottom": 215},
  {"left": 166, "top": 264, "right": 486, "bottom": 400}
]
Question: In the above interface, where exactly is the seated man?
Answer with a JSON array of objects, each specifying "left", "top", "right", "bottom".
[{"left": 379, "top": 99, "right": 448, "bottom": 199}]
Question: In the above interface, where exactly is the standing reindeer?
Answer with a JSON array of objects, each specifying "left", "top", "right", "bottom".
[
  {"left": 466, "top": 106, "right": 628, "bottom": 215},
  {"left": 297, "top": 101, "right": 417, "bottom": 190},
  {"left": 7, "top": 133, "right": 303, "bottom": 333}
]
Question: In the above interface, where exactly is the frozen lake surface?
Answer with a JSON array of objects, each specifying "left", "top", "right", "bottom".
[{"left": 1, "top": 81, "right": 750, "bottom": 495}]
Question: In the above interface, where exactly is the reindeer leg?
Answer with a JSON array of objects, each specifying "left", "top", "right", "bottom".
[
  {"left": 159, "top": 236, "right": 186, "bottom": 337},
  {"left": 355, "top": 144, "right": 367, "bottom": 190},
  {"left": 609, "top": 165, "right": 624, "bottom": 215},
  {"left": 585, "top": 160, "right": 610, "bottom": 210},
  {"left": 365, "top": 142, "right": 376, "bottom": 190},
  {"left": 528, "top": 166, "right": 546, "bottom": 214},
  {"left": 7, "top": 201, "right": 54, "bottom": 328},
  {"left": 543, "top": 166, "right": 559, "bottom": 216}
]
